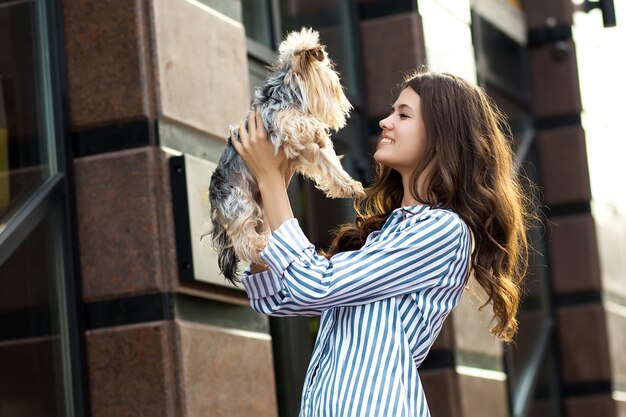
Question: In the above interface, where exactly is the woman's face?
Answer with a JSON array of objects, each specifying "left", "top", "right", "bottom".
[{"left": 374, "top": 87, "right": 427, "bottom": 177}]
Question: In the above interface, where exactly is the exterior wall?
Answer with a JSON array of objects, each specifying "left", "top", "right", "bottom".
[
  {"left": 526, "top": 0, "right": 620, "bottom": 415},
  {"left": 62, "top": 0, "right": 277, "bottom": 416},
  {"left": 50, "top": 0, "right": 623, "bottom": 416}
]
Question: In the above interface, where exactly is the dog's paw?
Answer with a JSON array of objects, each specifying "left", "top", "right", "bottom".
[
  {"left": 351, "top": 181, "right": 366, "bottom": 197},
  {"left": 324, "top": 180, "right": 365, "bottom": 198}
]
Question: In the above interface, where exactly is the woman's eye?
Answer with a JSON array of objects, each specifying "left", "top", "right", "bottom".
[{"left": 399, "top": 114, "right": 409, "bottom": 119}]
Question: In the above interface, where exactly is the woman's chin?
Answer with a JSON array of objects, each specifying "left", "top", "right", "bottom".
[{"left": 374, "top": 150, "right": 391, "bottom": 166}]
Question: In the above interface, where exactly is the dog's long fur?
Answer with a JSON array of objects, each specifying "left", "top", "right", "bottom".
[{"left": 206, "top": 28, "right": 365, "bottom": 284}]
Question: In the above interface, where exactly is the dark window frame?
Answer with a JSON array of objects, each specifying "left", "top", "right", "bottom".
[{"left": 0, "top": 1, "right": 89, "bottom": 416}]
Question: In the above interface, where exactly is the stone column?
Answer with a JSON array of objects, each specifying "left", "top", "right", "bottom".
[
  {"left": 525, "top": 0, "right": 617, "bottom": 415},
  {"left": 62, "top": 0, "right": 278, "bottom": 416}
]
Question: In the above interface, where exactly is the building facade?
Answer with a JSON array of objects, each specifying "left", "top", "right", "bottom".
[{"left": 0, "top": 0, "right": 623, "bottom": 416}]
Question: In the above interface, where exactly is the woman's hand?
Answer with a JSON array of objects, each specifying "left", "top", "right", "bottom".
[
  {"left": 230, "top": 110, "right": 296, "bottom": 232},
  {"left": 231, "top": 111, "right": 293, "bottom": 187}
]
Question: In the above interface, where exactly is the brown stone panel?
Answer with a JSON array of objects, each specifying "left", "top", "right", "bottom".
[
  {"left": 74, "top": 147, "right": 173, "bottom": 301},
  {"left": 556, "top": 304, "right": 612, "bottom": 383},
  {"left": 530, "top": 39, "right": 582, "bottom": 118},
  {"left": 546, "top": 213, "right": 601, "bottom": 294},
  {"left": 452, "top": 288, "right": 502, "bottom": 356},
  {"left": 86, "top": 322, "right": 177, "bottom": 417},
  {"left": 176, "top": 321, "right": 278, "bottom": 417},
  {"left": 564, "top": 394, "right": 617, "bottom": 417},
  {"left": 421, "top": 368, "right": 462, "bottom": 417},
  {"left": 63, "top": 0, "right": 156, "bottom": 129},
  {"left": 360, "top": 12, "right": 426, "bottom": 119},
  {"left": 527, "top": 401, "right": 562, "bottom": 417},
  {"left": 536, "top": 125, "right": 592, "bottom": 206},
  {"left": 524, "top": 0, "right": 574, "bottom": 29}
]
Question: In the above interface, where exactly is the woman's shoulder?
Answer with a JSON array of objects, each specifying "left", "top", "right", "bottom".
[
  {"left": 392, "top": 206, "right": 469, "bottom": 246},
  {"left": 403, "top": 205, "right": 468, "bottom": 231}
]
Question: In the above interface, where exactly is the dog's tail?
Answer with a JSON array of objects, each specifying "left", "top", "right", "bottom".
[
  {"left": 208, "top": 159, "right": 241, "bottom": 285},
  {"left": 211, "top": 210, "right": 240, "bottom": 284}
]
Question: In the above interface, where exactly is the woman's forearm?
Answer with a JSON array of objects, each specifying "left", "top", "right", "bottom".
[{"left": 257, "top": 172, "right": 295, "bottom": 231}]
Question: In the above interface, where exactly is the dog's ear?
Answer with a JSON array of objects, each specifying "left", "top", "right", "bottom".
[
  {"left": 292, "top": 46, "right": 325, "bottom": 75},
  {"left": 308, "top": 47, "right": 325, "bottom": 62}
]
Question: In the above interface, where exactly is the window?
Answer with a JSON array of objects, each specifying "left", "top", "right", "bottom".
[
  {"left": 0, "top": 1, "right": 86, "bottom": 416},
  {"left": 0, "top": 0, "right": 51, "bottom": 221}
]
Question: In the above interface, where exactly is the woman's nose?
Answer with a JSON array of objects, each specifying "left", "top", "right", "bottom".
[{"left": 379, "top": 116, "right": 392, "bottom": 130}]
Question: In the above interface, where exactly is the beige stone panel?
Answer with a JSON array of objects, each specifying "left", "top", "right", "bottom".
[
  {"left": 152, "top": 0, "right": 250, "bottom": 140},
  {"left": 458, "top": 372, "right": 509, "bottom": 417},
  {"left": 595, "top": 209, "right": 626, "bottom": 299},
  {"left": 176, "top": 320, "right": 278, "bottom": 417},
  {"left": 452, "top": 283, "right": 502, "bottom": 356},
  {"left": 605, "top": 304, "right": 626, "bottom": 387}
]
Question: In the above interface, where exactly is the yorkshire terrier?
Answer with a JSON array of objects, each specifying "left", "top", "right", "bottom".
[{"left": 206, "top": 27, "right": 365, "bottom": 284}]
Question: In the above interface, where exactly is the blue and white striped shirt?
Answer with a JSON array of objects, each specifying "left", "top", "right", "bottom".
[{"left": 242, "top": 204, "right": 471, "bottom": 417}]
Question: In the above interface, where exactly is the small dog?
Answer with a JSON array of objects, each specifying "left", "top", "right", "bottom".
[{"left": 206, "top": 27, "right": 365, "bottom": 284}]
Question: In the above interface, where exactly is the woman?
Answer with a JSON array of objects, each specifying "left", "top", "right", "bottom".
[{"left": 231, "top": 70, "right": 531, "bottom": 417}]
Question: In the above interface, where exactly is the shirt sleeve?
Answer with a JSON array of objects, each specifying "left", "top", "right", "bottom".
[
  {"left": 242, "top": 210, "right": 471, "bottom": 314},
  {"left": 241, "top": 266, "right": 324, "bottom": 316}
]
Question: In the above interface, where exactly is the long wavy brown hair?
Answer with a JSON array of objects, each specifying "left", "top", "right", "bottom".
[{"left": 325, "top": 70, "right": 533, "bottom": 342}]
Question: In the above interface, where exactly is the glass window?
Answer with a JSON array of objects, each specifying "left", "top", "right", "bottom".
[
  {"left": 0, "top": 0, "right": 52, "bottom": 221},
  {"left": 0, "top": 203, "right": 69, "bottom": 416},
  {"left": 280, "top": 0, "right": 363, "bottom": 99},
  {"left": 0, "top": 1, "right": 84, "bottom": 416},
  {"left": 242, "top": 0, "right": 277, "bottom": 50}
]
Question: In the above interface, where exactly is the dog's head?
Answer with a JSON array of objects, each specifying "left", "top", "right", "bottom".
[{"left": 277, "top": 28, "right": 352, "bottom": 130}]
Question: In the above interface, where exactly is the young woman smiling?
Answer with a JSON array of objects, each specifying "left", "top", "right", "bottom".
[{"left": 230, "top": 69, "right": 531, "bottom": 417}]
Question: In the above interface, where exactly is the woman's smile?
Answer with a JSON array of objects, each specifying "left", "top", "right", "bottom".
[{"left": 374, "top": 88, "right": 427, "bottom": 177}]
